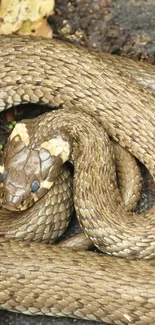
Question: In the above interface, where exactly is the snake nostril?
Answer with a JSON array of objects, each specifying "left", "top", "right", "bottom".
[{"left": 20, "top": 199, "right": 25, "bottom": 206}]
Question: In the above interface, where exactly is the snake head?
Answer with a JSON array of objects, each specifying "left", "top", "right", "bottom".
[{"left": 1, "top": 121, "right": 70, "bottom": 212}]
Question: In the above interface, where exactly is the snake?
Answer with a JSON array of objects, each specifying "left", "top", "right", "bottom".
[{"left": 0, "top": 36, "right": 155, "bottom": 325}]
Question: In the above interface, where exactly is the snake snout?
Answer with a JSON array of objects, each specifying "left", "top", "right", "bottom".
[
  {"left": 1, "top": 179, "right": 32, "bottom": 211},
  {"left": 1, "top": 166, "right": 34, "bottom": 211},
  {"left": 2, "top": 190, "right": 27, "bottom": 211}
]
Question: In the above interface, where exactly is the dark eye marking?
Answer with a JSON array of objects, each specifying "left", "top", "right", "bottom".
[
  {"left": 31, "top": 180, "right": 40, "bottom": 193},
  {"left": 2, "top": 170, "right": 8, "bottom": 182}
]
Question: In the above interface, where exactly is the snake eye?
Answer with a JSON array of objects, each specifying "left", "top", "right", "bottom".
[
  {"left": 2, "top": 170, "right": 8, "bottom": 182},
  {"left": 31, "top": 180, "right": 40, "bottom": 193}
]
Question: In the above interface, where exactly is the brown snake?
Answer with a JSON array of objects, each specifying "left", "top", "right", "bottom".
[{"left": 0, "top": 36, "right": 155, "bottom": 324}]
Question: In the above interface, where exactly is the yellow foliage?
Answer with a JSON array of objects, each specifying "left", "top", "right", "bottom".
[{"left": 0, "top": 0, "right": 54, "bottom": 37}]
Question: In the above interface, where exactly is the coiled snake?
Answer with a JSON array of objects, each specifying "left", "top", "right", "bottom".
[{"left": 0, "top": 36, "right": 155, "bottom": 324}]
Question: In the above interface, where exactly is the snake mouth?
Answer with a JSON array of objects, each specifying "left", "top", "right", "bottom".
[
  {"left": 2, "top": 203, "right": 20, "bottom": 212},
  {"left": 1, "top": 191, "right": 34, "bottom": 212},
  {"left": 2, "top": 200, "right": 33, "bottom": 212}
]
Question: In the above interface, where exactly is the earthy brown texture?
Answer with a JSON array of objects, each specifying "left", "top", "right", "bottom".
[
  {"left": 53, "top": 0, "right": 155, "bottom": 58},
  {"left": 0, "top": 36, "right": 155, "bottom": 324}
]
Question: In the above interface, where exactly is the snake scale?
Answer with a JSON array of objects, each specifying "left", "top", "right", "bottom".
[{"left": 0, "top": 36, "right": 155, "bottom": 324}]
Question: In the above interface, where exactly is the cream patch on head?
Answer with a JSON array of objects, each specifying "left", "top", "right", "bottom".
[
  {"left": 40, "top": 180, "right": 53, "bottom": 189},
  {"left": 10, "top": 123, "right": 30, "bottom": 146},
  {"left": 41, "top": 136, "right": 70, "bottom": 163},
  {"left": 0, "top": 165, "right": 4, "bottom": 174}
]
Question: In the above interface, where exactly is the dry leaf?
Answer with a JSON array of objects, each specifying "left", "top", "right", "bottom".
[{"left": 0, "top": 0, "right": 54, "bottom": 37}]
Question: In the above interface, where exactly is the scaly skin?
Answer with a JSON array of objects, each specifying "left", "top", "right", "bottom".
[{"left": 0, "top": 36, "right": 155, "bottom": 324}]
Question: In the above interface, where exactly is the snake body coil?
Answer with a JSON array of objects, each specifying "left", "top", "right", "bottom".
[{"left": 0, "top": 36, "right": 155, "bottom": 324}]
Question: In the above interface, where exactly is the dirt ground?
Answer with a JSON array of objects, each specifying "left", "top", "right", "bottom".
[{"left": 1, "top": 0, "right": 155, "bottom": 324}]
